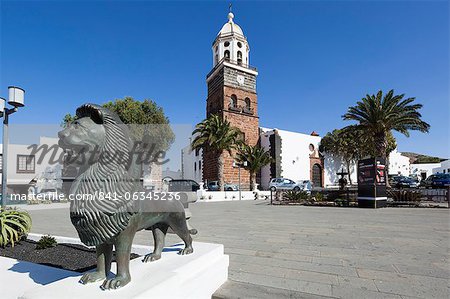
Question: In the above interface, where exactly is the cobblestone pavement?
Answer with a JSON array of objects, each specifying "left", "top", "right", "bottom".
[{"left": 26, "top": 200, "right": 449, "bottom": 298}]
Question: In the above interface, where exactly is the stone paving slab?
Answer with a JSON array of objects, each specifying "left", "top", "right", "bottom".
[
  {"left": 24, "top": 200, "right": 449, "bottom": 298},
  {"left": 213, "top": 280, "right": 335, "bottom": 299},
  {"left": 229, "top": 271, "right": 334, "bottom": 297}
]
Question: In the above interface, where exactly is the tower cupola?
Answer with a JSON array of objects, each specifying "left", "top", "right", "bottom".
[{"left": 212, "top": 11, "right": 250, "bottom": 67}]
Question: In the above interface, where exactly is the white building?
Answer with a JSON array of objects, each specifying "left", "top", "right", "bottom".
[
  {"left": 410, "top": 162, "right": 441, "bottom": 180},
  {"left": 162, "top": 168, "right": 183, "bottom": 180},
  {"left": 259, "top": 128, "right": 323, "bottom": 189},
  {"left": 0, "top": 136, "right": 64, "bottom": 195},
  {"left": 388, "top": 149, "right": 410, "bottom": 176},
  {"left": 433, "top": 159, "right": 450, "bottom": 174},
  {"left": 181, "top": 142, "right": 202, "bottom": 183}
]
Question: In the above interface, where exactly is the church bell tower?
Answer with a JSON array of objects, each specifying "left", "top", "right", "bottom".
[{"left": 203, "top": 11, "right": 259, "bottom": 188}]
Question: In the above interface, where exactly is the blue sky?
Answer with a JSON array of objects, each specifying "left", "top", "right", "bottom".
[{"left": 1, "top": 0, "right": 449, "bottom": 158}]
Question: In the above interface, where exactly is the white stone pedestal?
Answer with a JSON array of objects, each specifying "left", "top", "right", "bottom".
[{"left": 2, "top": 241, "right": 228, "bottom": 299}]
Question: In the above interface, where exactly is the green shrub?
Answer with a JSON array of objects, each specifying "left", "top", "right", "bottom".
[
  {"left": 387, "top": 189, "right": 422, "bottom": 204},
  {"left": 335, "top": 198, "right": 349, "bottom": 207},
  {"left": 27, "top": 198, "right": 40, "bottom": 205},
  {"left": 283, "top": 190, "right": 309, "bottom": 202},
  {"left": 36, "top": 235, "right": 58, "bottom": 250},
  {"left": 0, "top": 208, "right": 32, "bottom": 247},
  {"left": 313, "top": 192, "right": 324, "bottom": 202}
]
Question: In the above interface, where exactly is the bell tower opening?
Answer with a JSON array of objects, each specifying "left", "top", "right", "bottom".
[{"left": 211, "top": 11, "right": 250, "bottom": 67}]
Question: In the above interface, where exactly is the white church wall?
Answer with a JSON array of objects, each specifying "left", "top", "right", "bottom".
[
  {"left": 277, "top": 129, "right": 321, "bottom": 183},
  {"left": 324, "top": 155, "right": 357, "bottom": 187},
  {"left": 388, "top": 149, "right": 410, "bottom": 176},
  {"left": 259, "top": 128, "right": 322, "bottom": 188}
]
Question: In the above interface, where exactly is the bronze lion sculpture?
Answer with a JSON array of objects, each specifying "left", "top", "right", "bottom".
[{"left": 58, "top": 103, "right": 194, "bottom": 290}]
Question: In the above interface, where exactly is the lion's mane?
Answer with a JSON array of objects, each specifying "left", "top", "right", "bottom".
[{"left": 69, "top": 104, "right": 139, "bottom": 246}]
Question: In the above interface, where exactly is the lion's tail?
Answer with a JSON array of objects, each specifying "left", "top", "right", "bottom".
[{"left": 189, "top": 228, "right": 198, "bottom": 235}]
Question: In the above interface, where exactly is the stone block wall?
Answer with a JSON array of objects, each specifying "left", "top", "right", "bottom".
[{"left": 203, "top": 65, "right": 259, "bottom": 189}]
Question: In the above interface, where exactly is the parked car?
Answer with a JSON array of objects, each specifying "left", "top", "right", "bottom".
[
  {"left": 207, "top": 181, "right": 239, "bottom": 191},
  {"left": 430, "top": 173, "right": 450, "bottom": 188},
  {"left": 391, "top": 176, "right": 418, "bottom": 188},
  {"left": 419, "top": 175, "right": 435, "bottom": 188},
  {"left": 165, "top": 179, "right": 198, "bottom": 233},
  {"left": 419, "top": 174, "right": 450, "bottom": 189},
  {"left": 269, "top": 178, "right": 302, "bottom": 192},
  {"left": 168, "top": 179, "right": 200, "bottom": 192}
]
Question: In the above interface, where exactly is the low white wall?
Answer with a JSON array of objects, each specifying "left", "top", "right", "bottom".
[{"left": 196, "top": 190, "right": 270, "bottom": 202}]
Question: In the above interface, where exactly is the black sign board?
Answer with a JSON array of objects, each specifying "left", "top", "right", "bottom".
[{"left": 357, "top": 157, "right": 387, "bottom": 208}]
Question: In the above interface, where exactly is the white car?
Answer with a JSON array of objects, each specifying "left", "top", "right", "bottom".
[
  {"left": 269, "top": 178, "right": 301, "bottom": 191},
  {"left": 269, "top": 178, "right": 312, "bottom": 193}
]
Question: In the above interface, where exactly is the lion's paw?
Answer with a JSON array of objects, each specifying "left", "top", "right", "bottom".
[
  {"left": 142, "top": 253, "right": 161, "bottom": 263},
  {"left": 79, "top": 271, "right": 105, "bottom": 284},
  {"left": 100, "top": 275, "right": 130, "bottom": 290},
  {"left": 178, "top": 247, "right": 193, "bottom": 255}
]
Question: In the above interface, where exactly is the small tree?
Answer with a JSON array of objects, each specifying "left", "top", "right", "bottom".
[
  {"left": 102, "top": 97, "right": 174, "bottom": 152},
  {"left": 61, "top": 97, "right": 175, "bottom": 182},
  {"left": 320, "top": 126, "right": 397, "bottom": 184},
  {"left": 319, "top": 128, "right": 361, "bottom": 184},
  {"left": 191, "top": 114, "right": 242, "bottom": 191},
  {"left": 236, "top": 144, "right": 272, "bottom": 191},
  {"left": 63, "top": 97, "right": 174, "bottom": 152}
]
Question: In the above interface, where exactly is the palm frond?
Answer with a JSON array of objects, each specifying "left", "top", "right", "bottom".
[{"left": 342, "top": 90, "right": 430, "bottom": 157}]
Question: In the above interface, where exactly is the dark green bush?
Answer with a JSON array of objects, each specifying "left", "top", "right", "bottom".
[
  {"left": 335, "top": 198, "right": 350, "bottom": 207},
  {"left": 36, "top": 235, "right": 58, "bottom": 250},
  {"left": 312, "top": 192, "right": 324, "bottom": 202},
  {"left": 387, "top": 189, "right": 422, "bottom": 205},
  {"left": 282, "top": 190, "right": 310, "bottom": 202}
]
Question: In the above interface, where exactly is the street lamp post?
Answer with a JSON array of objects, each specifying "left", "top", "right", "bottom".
[
  {"left": 1, "top": 86, "right": 25, "bottom": 208},
  {"left": 233, "top": 160, "right": 248, "bottom": 200}
]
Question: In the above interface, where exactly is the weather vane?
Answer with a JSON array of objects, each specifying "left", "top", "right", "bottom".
[{"left": 229, "top": 3, "right": 232, "bottom": 13}]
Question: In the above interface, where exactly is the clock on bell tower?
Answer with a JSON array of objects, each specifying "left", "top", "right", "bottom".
[{"left": 202, "top": 11, "right": 260, "bottom": 188}]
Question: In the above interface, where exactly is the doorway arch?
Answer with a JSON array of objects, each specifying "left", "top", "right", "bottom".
[{"left": 312, "top": 164, "right": 323, "bottom": 187}]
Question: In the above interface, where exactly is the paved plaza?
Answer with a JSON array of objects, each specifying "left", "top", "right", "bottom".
[{"left": 26, "top": 201, "right": 449, "bottom": 298}]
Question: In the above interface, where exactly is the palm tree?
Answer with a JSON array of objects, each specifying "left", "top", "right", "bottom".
[
  {"left": 343, "top": 90, "right": 430, "bottom": 162},
  {"left": 191, "top": 114, "right": 243, "bottom": 191},
  {"left": 236, "top": 144, "right": 272, "bottom": 191}
]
